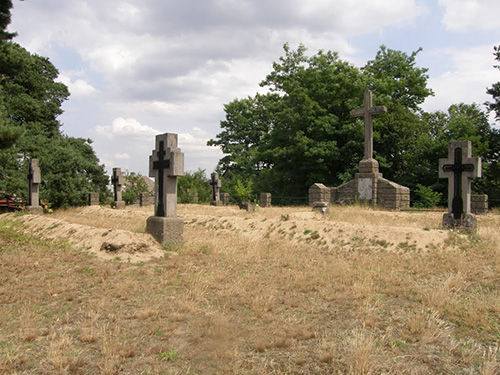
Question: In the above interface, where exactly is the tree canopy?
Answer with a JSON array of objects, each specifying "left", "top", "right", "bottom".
[
  {"left": 0, "top": 2, "right": 109, "bottom": 208},
  {"left": 208, "top": 43, "right": 500, "bottom": 206}
]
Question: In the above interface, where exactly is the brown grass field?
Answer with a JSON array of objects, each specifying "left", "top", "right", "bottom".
[{"left": 1, "top": 204, "right": 499, "bottom": 374}]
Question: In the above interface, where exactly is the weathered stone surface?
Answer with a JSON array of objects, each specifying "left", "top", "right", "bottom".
[
  {"left": 312, "top": 201, "right": 329, "bottom": 215},
  {"left": 111, "top": 168, "right": 125, "bottom": 209},
  {"left": 25, "top": 159, "right": 42, "bottom": 215},
  {"left": 210, "top": 172, "right": 222, "bottom": 206},
  {"left": 139, "top": 192, "right": 149, "bottom": 207},
  {"left": 471, "top": 194, "right": 488, "bottom": 214},
  {"left": 146, "top": 216, "right": 183, "bottom": 245},
  {"left": 147, "top": 133, "right": 184, "bottom": 245},
  {"left": 442, "top": 213, "right": 477, "bottom": 232},
  {"left": 239, "top": 202, "right": 255, "bottom": 213},
  {"left": 260, "top": 193, "right": 272, "bottom": 208},
  {"left": 221, "top": 192, "right": 230, "bottom": 206},
  {"left": 89, "top": 192, "right": 99, "bottom": 206},
  {"left": 309, "top": 183, "right": 331, "bottom": 206}
]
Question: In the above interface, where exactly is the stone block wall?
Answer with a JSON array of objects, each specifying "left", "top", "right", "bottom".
[
  {"left": 309, "top": 183, "right": 331, "bottom": 205},
  {"left": 471, "top": 194, "right": 488, "bottom": 214},
  {"left": 377, "top": 178, "right": 410, "bottom": 210}
]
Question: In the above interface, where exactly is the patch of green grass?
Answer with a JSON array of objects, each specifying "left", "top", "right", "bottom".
[{"left": 159, "top": 349, "right": 179, "bottom": 361}]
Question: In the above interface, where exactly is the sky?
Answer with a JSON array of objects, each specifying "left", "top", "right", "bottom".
[{"left": 8, "top": 0, "right": 500, "bottom": 177}]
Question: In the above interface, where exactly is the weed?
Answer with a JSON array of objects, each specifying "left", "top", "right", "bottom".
[{"left": 159, "top": 349, "right": 178, "bottom": 361}]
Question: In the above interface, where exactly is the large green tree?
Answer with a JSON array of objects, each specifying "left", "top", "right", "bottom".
[
  {"left": 0, "top": 3, "right": 109, "bottom": 207},
  {"left": 486, "top": 45, "right": 500, "bottom": 121},
  {"left": 208, "top": 44, "right": 434, "bottom": 201}
]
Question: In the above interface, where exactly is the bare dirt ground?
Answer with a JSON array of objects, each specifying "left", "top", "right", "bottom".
[{"left": 1, "top": 204, "right": 499, "bottom": 374}]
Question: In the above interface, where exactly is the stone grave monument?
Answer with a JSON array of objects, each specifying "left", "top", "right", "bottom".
[
  {"left": 221, "top": 192, "right": 230, "bottom": 206},
  {"left": 89, "top": 192, "right": 99, "bottom": 206},
  {"left": 471, "top": 194, "right": 488, "bottom": 214},
  {"left": 260, "top": 192, "right": 272, "bottom": 208},
  {"left": 309, "top": 183, "right": 330, "bottom": 214},
  {"left": 439, "top": 140, "right": 481, "bottom": 231},
  {"left": 139, "top": 192, "right": 149, "bottom": 207},
  {"left": 332, "top": 90, "right": 410, "bottom": 210},
  {"left": 146, "top": 133, "right": 184, "bottom": 245},
  {"left": 210, "top": 172, "right": 223, "bottom": 206},
  {"left": 25, "top": 158, "right": 43, "bottom": 215},
  {"left": 111, "top": 167, "right": 126, "bottom": 209}
]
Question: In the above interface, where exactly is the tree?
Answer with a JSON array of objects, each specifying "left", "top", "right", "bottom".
[
  {"left": 208, "top": 44, "right": 433, "bottom": 200},
  {"left": 486, "top": 45, "right": 500, "bottom": 121},
  {"left": 122, "top": 172, "right": 150, "bottom": 205},
  {"left": 0, "top": 5, "right": 109, "bottom": 208},
  {"left": 177, "top": 169, "right": 211, "bottom": 203}
]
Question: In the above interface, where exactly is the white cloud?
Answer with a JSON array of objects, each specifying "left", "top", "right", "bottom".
[
  {"left": 58, "top": 74, "right": 98, "bottom": 97},
  {"left": 422, "top": 45, "right": 499, "bottom": 112},
  {"left": 439, "top": 0, "right": 500, "bottom": 31},
  {"left": 94, "top": 118, "right": 160, "bottom": 140},
  {"left": 114, "top": 153, "right": 130, "bottom": 160}
]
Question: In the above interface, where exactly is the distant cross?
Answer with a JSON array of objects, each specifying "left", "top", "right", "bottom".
[
  {"left": 152, "top": 141, "right": 169, "bottom": 216},
  {"left": 350, "top": 90, "right": 387, "bottom": 160},
  {"left": 111, "top": 168, "right": 124, "bottom": 202},
  {"left": 27, "top": 159, "right": 41, "bottom": 206},
  {"left": 439, "top": 141, "right": 481, "bottom": 219},
  {"left": 210, "top": 172, "right": 221, "bottom": 202},
  {"left": 149, "top": 133, "right": 184, "bottom": 218}
]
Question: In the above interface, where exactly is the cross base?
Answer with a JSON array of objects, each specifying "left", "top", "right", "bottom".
[
  {"left": 358, "top": 158, "right": 380, "bottom": 174},
  {"left": 442, "top": 213, "right": 477, "bottom": 233},
  {"left": 146, "top": 216, "right": 184, "bottom": 245},
  {"left": 24, "top": 206, "right": 43, "bottom": 215},
  {"left": 210, "top": 200, "right": 224, "bottom": 206},
  {"left": 111, "top": 201, "right": 126, "bottom": 209}
]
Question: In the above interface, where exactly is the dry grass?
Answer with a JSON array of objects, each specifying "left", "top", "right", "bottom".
[{"left": 1, "top": 204, "right": 499, "bottom": 374}]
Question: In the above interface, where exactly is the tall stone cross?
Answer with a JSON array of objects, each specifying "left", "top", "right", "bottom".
[
  {"left": 439, "top": 140, "right": 481, "bottom": 220},
  {"left": 149, "top": 133, "right": 184, "bottom": 217},
  {"left": 27, "top": 158, "right": 41, "bottom": 207},
  {"left": 111, "top": 167, "right": 124, "bottom": 203},
  {"left": 350, "top": 90, "right": 387, "bottom": 160},
  {"left": 210, "top": 172, "right": 221, "bottom": 202}
]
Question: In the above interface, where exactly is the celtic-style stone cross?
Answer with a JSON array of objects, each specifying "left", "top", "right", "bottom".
[
  {"left": 439, "top": 141, "right": 481, "bottom": 220},
  {"left": 149, "top": 133, "right": 184, "bottom": 217},
  {"left": 350, "top": 90, "right": 387, "bottom": 161}
]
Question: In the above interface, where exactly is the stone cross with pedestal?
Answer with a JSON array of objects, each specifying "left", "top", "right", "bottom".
[
  {"left": 439, "top": 140, "right": 481, "bottom": 231},
  {"left": 111, "top": 167, "right": 126, "bottom": 209},
  {"left": 146, "top": 133, "right": 184, "bottom": 245},
  {"left": 331, "top": 90, "right": 410, "bottom": 210},
  {"left": 25, "top": 158, "right": 43, "bottom": 215},
  {"left": 210, "top": 172, "right": 223, "bottom": 206}
]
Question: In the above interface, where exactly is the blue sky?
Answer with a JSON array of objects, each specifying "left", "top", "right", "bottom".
[{"left": 8, "top": 0, "right": 500, "bottom": 176}]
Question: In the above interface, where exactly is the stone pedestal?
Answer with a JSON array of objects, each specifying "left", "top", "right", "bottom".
[
  {"left": 24, "top": 206, "right": 43, "bottom": 215},
  {"left": 146, "top": 216, "right": 184, "bottom": 245},
  {"left": 221, "top": 192, "right": 230, "bottom": 206},
  {"left": 309, "top": 183, "right": 331, "bottom": 205},
  {"left": 260, "top": 193, "right": 272, "bottom": 208},
  {"left": 89, "top": 192, "right": 99, "bottom": 206},
  {"left": 442, "top": 213, "right": 477, "bottom": 232},
  {"left": 239, "top": 202, "right": 255, "bottom": 213},
  {"left": 111, "top": 201, "right": 126, "bottom": 209},
  {"left": 312, "top": 201, "right": 329, "bottom": 215},
  {"left": 139, "top": 192, "right": 149, "bottom": 207},
  {"left": 471, "top": 194, "right": 488, "bottom": 214},
  {"left": 211, "top": 200, "right": 224, "bottom": 206}
]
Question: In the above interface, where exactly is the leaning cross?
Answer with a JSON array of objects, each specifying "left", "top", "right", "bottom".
[
  {"left": 149, "top": 133, "right": 184, "bottom": 218},
  {"left": 350, "top": 90, "right": 387, "bottom": 160},
  {"left": 210, "top": 172, "right": 221, "bottom": 202},
  {"left": 111, "top": 167, "right": 124, "bottom": 202},
  {"left": 27, "top": 158, "right": 41, "bottom": 207},
  {"left": 439, "top": 141, "right": 481, "bottom": 219}
]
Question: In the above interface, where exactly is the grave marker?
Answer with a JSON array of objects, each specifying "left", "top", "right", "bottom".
[
  {"left": 210, "top": 172, "right": 223, "bottom": 206},
  {"left": 146, "top": 133, "right": 184, "bottom": 245},
  {"left": 25, "top": 158, "right": 43, "bottom": 215},
  {"left": 111, "top": 168, "right": 125, "bottom": 209},
  {"left": 439, "top": 140, "right": 481, "bottom": 230}
]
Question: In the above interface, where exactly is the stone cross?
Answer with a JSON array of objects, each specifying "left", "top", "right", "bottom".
[
  {"left": 210, "top": 172, "right": 221, "bottom": 203},
  {"left": 27, "top": 158, "right": 41, "bottom": 207},
  {"left": 350, "top": 90, "right": 387, "bottom": 160},
  {"left": 439, "top": 140, "right": 481, "bottom": 220},
  {"left": 111, "top": 168, "right": 124, "bottom": 203},
  {"left": 149, "top": 133, "right": 184, "bottom": 217}
]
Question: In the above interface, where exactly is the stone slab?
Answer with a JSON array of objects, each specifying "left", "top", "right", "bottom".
[
  {"left": 146, "top": 216, "right": 184, "bottom": 245},
  {"left": 442, "top": 213, "right": 477, "bottom": 232},
  {"left": 24, "top": 206, "right": 43, "bottom": 215}
]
